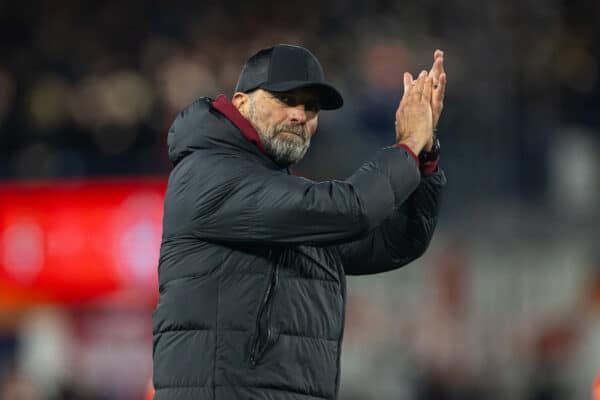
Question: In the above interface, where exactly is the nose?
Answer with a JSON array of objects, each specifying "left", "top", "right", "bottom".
[{"left": 288, "top": 105, "right": 307, "bottom": 123}]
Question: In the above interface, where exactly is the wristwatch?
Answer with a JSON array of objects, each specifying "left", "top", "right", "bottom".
[{"left": 419, "top": 136, "right": 440, "bottom": 164}]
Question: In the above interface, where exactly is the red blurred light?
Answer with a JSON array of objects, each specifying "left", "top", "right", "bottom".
[{"left": 0, "top": 177, "right": 167, "bottom": 304}]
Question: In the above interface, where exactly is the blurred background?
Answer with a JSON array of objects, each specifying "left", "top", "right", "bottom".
[{"left": 1, "top": 0, "right": 599, "bottom": 399}]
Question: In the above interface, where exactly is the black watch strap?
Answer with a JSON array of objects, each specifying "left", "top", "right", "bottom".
[{"left": 419, "top": 136, "right": 440, "bottom": 164}]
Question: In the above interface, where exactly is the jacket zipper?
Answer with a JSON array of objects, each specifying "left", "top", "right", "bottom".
[
  {"left": 249, "top": 263, "right": 279, "bottom": 368},
  {"left": 334, "top": 266, "right": 346, "bottom": 399}
]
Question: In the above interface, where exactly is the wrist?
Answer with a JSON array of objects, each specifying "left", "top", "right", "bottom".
[
  {"left": 396, "top": 137, "right": 424, "bottom": 155},
  {"left": 422, "top": 128, "right": 438, "bottom": 152},
  {"left": 423, "top": 140, "right": 433, "bottom": 152},
  {"left": 419, "top": 135, "right": 440, "bottom": 165}
]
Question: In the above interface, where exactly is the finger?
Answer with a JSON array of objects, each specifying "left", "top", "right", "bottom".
[
  {"left": 404, "top": 72, "right": 414, "bottom": 87},
  {"left": 414, "top": 70, "right": 427, "bottom": 100},
  {"left": 435, "top": 72, "right": 446, "bottom": 103},
  {"left": 429, "top": 57, "right": 443, "bottom": 83},
  {"left": 438, "top": 53, "right": 446, "bottom": 79},
  {"left": 434, "top": 49, "right": 444, "bottom": 60},
  {"left": 422, "top": 75, "right": 433, "bottom": 103},
  {"left": 402, "top": 72, "right": 414, "bottom": 99},
  {"left": 430, "top": 57, "right": 444, "bottom": 84}
]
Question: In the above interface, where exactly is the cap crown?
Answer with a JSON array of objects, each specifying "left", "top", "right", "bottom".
[
  {"left": 236, "top": 45, "right": 325, "bottom": 92},
  {"left": 234, "top": 44, "right": 343, "bottom": 110}
]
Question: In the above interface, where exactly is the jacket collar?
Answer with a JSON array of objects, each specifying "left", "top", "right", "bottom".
[{"left": 211, "top": 95, "right": 267, "bottom": 154}]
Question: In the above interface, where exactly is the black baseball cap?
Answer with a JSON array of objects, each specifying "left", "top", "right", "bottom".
[{"left": 235, "top": 44, "right": 344, "bottom": 110}]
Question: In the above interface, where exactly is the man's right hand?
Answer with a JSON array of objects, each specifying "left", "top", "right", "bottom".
[{"left": 395, "top": 70, "right": 434, "bottom": 155}]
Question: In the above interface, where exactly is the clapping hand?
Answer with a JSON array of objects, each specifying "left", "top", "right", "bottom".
[
  {"left": 401, "top": 50, "right": 447, "bottom": 151},
  {"left": 395, "top": 70, "right": 434, "bottom": 155}
]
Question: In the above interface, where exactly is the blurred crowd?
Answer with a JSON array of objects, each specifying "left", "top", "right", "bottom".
[
  {"left": 1, "top": 0, "right": 600, "bottom": 399},
  {"left": 0, "top": 0, "right": 598, "bottom": 216}
]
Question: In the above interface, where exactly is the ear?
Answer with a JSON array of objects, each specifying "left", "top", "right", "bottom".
[{"left": 232, "top": 92, "right": 249, "bottom": 117}]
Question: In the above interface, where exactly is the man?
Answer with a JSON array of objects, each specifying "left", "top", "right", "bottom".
[{"left": 153, "top": 44, "right": 447, "bottom": 400}]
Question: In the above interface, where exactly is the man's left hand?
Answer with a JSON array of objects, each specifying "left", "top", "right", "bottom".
[
  {"left": 402, "top": 50, "right": 447, "bottom": 152},
  {"left": 422, "top": 49, "right": 446, "bottom": 151},
  {"left": 429, "top": 49, "right": 446, "bottom": 130}
]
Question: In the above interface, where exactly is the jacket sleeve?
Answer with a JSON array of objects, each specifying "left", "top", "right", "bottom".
[
  {"left": 173, "top": 147, "right": 422, "bottom": 245},
  {"left": 337, "top": 168, "right": 446, "bottom": 275}
]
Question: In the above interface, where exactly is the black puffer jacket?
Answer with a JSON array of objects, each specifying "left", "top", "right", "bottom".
[{"left": 152, "top": 96, "right": 446, "bottom": 400}]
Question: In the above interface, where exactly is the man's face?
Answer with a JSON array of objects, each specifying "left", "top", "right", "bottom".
[{"left": 236, "top": 88, "right": 320, "bottom": 165}]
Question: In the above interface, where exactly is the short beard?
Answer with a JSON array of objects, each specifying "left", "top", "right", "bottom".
[{"left": 247, "top": 97, "right": 311, "bottom": 165}]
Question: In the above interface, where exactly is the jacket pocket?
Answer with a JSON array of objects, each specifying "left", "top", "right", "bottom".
[{"left": 249, "top": 263, "right": 279, "bottom": 368}]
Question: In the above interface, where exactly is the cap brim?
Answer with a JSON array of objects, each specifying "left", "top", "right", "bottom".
[{"left": 259, "top": 81, "right": 344, "bottom": 110}]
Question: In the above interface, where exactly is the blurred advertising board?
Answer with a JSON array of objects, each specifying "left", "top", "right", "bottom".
[{"left": 0, "top": 177, "right": 166, "bottom": 306}]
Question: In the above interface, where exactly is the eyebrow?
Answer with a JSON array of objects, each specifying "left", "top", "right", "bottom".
[{"left": 271, "top": 92, "right": 320, "bottom": 106}]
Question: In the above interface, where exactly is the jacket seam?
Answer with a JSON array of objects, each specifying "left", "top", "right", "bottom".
[
  {"left": 159, "top": 273, "right": 215, "bottom": 293},
  {"left": 231, "top": 271, "right": 336, "bottom": 283},
  {"left": 153, "top": 327, "right": 248, "bottom": 336},
  {"left": 280, "top": 275, "right": 338, "bottom": 284},
  {"left": 288, "top": 248, "right": 340, "bottom": 282},
  {"left": 160, "top": 271, "right": 339, "bottom": 284},
  {"left": 155, "top": 384, "right": 210, "bottom": 389},
  {"left": 278, "top": 332, "right": 338, "bottom": 342},
  {"left": 153, "top": 328, "right": 211, "bottom": 335},
  {"left": 155, "top": 384, "right": 329, "bottom": 399},
  {"left": 215, "top": 384, "right": 329, "bottom": 399}
]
